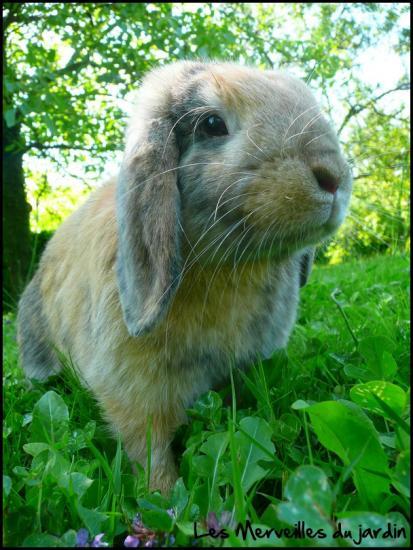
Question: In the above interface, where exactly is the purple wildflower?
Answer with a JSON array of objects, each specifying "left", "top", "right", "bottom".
[
  {"left": 91, "top": 533, "right": 109, "bottom": 547},
  {"left": 206, "top": 510, "right": 236, "bottom": 532},
  {"left": 128, "top": 512, "right": 157, "bottom": 547},
  {"left": 220, "top": 510, "right": 235, "bottom": 529},
  {"left": 75, "top": 530, "right": 108, "bottom": 548},
  {"left": 206, "top": 511, "right": 220, "bottom": 531},
  {"left": 76, "top": 528, "right": 90, "bottom": 547},
  {"left": 124, "top": 535, "right": 140, "bottom": 547}
]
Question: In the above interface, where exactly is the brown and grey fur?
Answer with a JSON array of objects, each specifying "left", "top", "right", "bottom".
[{"left": 17, "top": 61, "right": 352, "bottom": 492}]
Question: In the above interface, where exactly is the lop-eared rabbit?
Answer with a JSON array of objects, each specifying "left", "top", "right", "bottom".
[{"left": 18, "top": 60, "right": 352, "bottom": 492}]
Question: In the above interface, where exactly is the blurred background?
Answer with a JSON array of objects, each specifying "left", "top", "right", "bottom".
[{"left": 3, "top": 2, "right": 410, "bottom": 310}]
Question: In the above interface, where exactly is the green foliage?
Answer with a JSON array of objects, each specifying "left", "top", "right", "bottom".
[
  {"left": 3, "top": 254, "right": 410, "bottom": 547},
  {"left": 307, "top": 400, "right": 390, "bottom": 508},
  {"left": 324, "top": 109, "right": 410, "bottom": 263},
  {"left": 277, "top": 466, "right": 335, "bottom": 545},
  {"left": 350, "top": 381, "right": 407, "bottom": 420}
]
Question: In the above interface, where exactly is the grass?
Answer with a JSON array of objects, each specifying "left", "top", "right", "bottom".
[{"left": 3, "top": 253, "right": 410, "bottom": 547}]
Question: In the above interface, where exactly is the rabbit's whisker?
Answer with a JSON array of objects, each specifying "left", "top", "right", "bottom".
[
  {"left": 248, "top": 217, "right": 281, "bottom": 274},
  {"left": 245, "top": 126, "right": 271, "bottom": 162},
  {"left": 186, "top": 187, "right": 262, "bottom": 264},
  {"left": 282, "top": 104, "right": 319, "bottom": 144},
  {"left": 213, "top": 176, "right": 251, "bottom": 222},
  {"left": 245, "top": 151, "right": 265, "bottom": 164},
  {"left": 305, "top": 131, "right": 330, "bottom": 147},
  {"left": 245, "top": 221, "right": 279, "bottom": 282},
  {"left": 121, "top": 163, "right": 255, "bottom": 198},
  {"left": 282, "top": 108, "right": 327, "bottom": 154},
  {"left": 191, "top": 209, "right": 259, "bottom": 272},
  {"left": 188, "top": 199, "right": 249, "bottom": 259},
  {"left": 197, "top": 179, "right": 257, "bottom": 242},
  {"left": 225, "top": 210, "right": 285, "bottom": 310},
  {"left": 213, "top": 190, "right": 262, "bottom": 212},
  {"left": 299, "top": 109, "right": 326, "bottom": 134},
  {"left": 197, "top": 206, "right": 266, "bottom": 330},
  {"left": 283, "top": 129, "right": 318, "bottom": 145}
]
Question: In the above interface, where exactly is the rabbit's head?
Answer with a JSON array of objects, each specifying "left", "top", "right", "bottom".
[{"left": 116, "top": 61, "right": 352, "bottom": 336}]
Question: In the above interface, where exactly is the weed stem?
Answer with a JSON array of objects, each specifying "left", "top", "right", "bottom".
[{"left": 330, "top": 288, "right": 359, "bottom": 346}]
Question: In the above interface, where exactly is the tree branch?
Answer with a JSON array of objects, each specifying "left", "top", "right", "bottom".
[
  {"left": 353, "top": 173, "right": 372, "bottom": 180},
  {"left": 338, "top": 82, "right": 410, "bottom": 135},
  {"left": 25, "top": 142, "right": 119, "bottom": 153},
  {"left": 3, "top": 3, "right": 23, "bottom": 32}
]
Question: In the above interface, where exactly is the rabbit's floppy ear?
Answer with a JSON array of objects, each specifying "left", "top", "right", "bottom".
[
  {"left": 299, "top": 247, "right": 315, "bottom": 287},
  {"left": 116, "top": 116, "right": 182, "bottom": 337}
]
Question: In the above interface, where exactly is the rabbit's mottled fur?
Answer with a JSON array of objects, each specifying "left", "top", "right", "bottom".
[{"left": 18, "top": 61, "right": 352, "bottom": 491}]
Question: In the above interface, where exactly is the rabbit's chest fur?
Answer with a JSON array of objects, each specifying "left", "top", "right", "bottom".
[
  {"left": 88, "top": 258, "right": 300, "bottom": 412},
  {"left": 161, "top": 261, "right": 299, "bottom": 370}
]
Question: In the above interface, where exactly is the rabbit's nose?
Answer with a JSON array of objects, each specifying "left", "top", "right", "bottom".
[{"left": 312, "top": 166, "right": 339, "bottom": 195}]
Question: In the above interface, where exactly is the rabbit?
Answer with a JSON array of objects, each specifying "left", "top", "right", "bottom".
[{"left": 17, "top": 60, "right": 352, "bottom": 493}]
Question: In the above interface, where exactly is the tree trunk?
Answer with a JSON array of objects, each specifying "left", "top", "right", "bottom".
[{"left": 3, "top": 118, "right": 32, "bottom": 310}]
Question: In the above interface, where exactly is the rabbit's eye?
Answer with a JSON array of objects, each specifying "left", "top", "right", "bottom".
[{"left": 200, "top": 115, "right": 228, "bottom": 137}]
